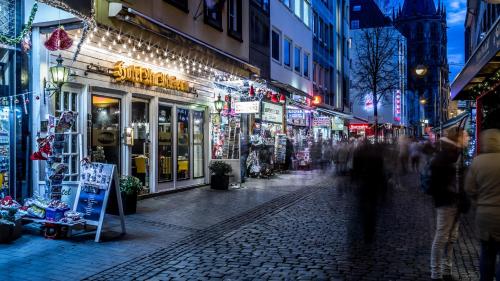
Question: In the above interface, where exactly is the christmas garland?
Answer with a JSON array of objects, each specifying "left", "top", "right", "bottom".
[
  {"left": 470, "top": 68, "right": 500, "bottom": 97},
  {"left": 0, "top": 1, "right": 38, "bottom": 46}
]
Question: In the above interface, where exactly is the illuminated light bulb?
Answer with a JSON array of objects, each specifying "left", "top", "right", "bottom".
[
  {"left": 77, "top": 29, "right": 81, "bottom": 34},
  {"left": 108, "top": 45, "right": 112, "bottom": 50},
  {"left": 150, "top": 53, "right": 153, "bottom": 58},
  {"left": 173, "top": 61, "right": 177, "bottom": 65},
  {"left": 98, "top": 42, "right": 102, "bottom": 47},
  {"left": 155, "top": 49, "right": 159, "bottom": 54},
  {"left": 142, "top": 50, "right": 145, "bottom": 55},
  {"left": 101, "top": 36, "right": 105, "bottom": 42},
  {"left": 112, "top": 40, "right": 116, "bottom": 45},
  {"left": 167, "top": 64, "right": 171, "bottom": 68},
  {"left": 147, "top": 45, "right": 151, "bottom": 51},
  {"left": 164, "top": 51, "right": 168, "bottom": 56},
  {"left": 138, "top": 42, "right": 142, "bottom": 47},
  {"left": 90, "top": 33, "right": 94, "bottom": 38},
  {"left": 198, "top": 68, "right": 201, "bottom": 72},
  {"left": 93, "top": 27, "right": 97, "bottom": 32},
  {"left": 133, "top": 47, "right": 136, "bottom": 52},
  {"left": 105, "top": 31, "right": 110, "bottom": 37},
  {"left": 137, "top": 54, "right": 141, "bottom": 59},
  {"left": 145, "top": 57, "right": 149, "bottom": 62},
  {"left": 117, "top": 35, "right": 121, "bottom": 40},
  {"left": 204, "top": 66, "right": 208, "bottom": 70},
  {"left": 123, "top": 43, "right": 127, "bottom": 49},
  {"left": 192, "top": 61, "right": 196, "bottom": 66},
  {"left": 199, "top": 63, "right": 202, "bottom": 67},
  {"left": 187, "top": 70, "right": 190, "bottom": 74},
  {"left": 128, "top": 38, "right": 132, "bottom": 44},
  {"left": 171, "top": 55, "right": 175, "bottom": 59},
  {"left": 166, "top": 58, "right": 169, "bottom": 63}
]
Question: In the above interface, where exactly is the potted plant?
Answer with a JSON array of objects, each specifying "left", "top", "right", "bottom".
[
  {"left": 107, "top": 176, "right": 142, "bottom": 215},
  {"left": 209, "top": 161, "right": 232, "bottom": 190}
]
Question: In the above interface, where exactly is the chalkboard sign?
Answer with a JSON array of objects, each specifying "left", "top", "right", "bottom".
[{"left": 73, "top": 162, "right": 125, "bottom": 242}]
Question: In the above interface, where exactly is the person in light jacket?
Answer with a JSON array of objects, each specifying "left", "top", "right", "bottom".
[{"left": 465, "top": 129, "right": 500, "bottom": 281}]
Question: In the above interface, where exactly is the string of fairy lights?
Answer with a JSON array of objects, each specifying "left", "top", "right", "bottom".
[{"left": 76, "top": 26, "right": 243, "bottom": 83}]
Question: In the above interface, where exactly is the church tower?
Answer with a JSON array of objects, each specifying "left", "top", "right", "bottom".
[{"left": 394, "top": 0, "right": 448, "bottom": 133}]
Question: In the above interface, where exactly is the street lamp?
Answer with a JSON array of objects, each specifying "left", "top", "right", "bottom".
[
  {"left": 43, "top": 54, "right": 70, "bottom": 104},
  {"left": 419, "top": 98, "right": 427, "bottom": 105},
  {"left": 214, "top": 94, "right": 224, "bottom": 114},
  {"left": 415, "top": 65, "right": 428, "bottom": 77}
]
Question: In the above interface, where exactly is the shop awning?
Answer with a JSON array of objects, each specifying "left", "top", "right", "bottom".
[
  {"left": 451, "top": 18, "right": 500, "bottom": 100},
  {"left": 316, "top": 105, "right": 354, "bottom": 120},
  {"left": 432, "top": 112, "right": 469, "bottom": 132}
]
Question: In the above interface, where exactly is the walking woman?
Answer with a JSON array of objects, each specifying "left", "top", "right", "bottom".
[{"left": 466, "top": 129, "right": 500, "bottom": 281}]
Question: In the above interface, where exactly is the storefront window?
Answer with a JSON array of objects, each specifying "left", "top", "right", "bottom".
[
  {"left": 56, "top": 90, "right": 80, "bottom": 181},
  {"left": 131, "top": 99, "right": 150, "bottom": 191},
  {"left": 177, "top": 108, "right": 190, "bottom": 180},
  {"left": 90, "top": 95, "right": 121, "bottom": 169},
  {"left": 193, "top": 111, "right": 204, "bottom": 178},
  {"left": 158, "top": 105, "right": 173, "bottom": 182}
]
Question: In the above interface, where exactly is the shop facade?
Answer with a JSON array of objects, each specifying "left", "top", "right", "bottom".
[
  {"left": 30, "top": 2, "right": 258, "bottom": 199},
  {"left": 0, "top": 0, "right": 31, "bottom": 202}
]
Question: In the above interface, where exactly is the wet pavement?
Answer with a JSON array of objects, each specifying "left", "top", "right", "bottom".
[{"left": 0, "top": 170, "right": 479, "bottom": 280}]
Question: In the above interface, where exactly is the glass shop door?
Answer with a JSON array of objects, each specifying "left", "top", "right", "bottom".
[
  {"left": 90, "top": 95, "right": 122, "bottom": 172},
  {"left": 131, "top": 98, "right": 150, "bottom": 193}
]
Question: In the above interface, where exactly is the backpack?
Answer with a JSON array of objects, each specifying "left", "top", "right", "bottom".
[{"left": 419, "top": 157, "right": 434, "bottom": 195}]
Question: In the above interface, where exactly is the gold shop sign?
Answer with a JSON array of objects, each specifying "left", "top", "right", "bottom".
[{"left": 112, "top": 61, "right": 192, "bottom": 93}]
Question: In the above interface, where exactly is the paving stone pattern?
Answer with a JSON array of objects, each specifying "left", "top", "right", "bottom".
[{"left": 83, "top": 176, "right": 480, "bottom": 281}]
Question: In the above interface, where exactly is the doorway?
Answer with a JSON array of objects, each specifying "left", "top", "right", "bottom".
[
  {"left": 131, "top": 98, "right": 150, "bottom": 193},
  {"left": 90, "top": 95, "right": 122, "bottom": 171}
]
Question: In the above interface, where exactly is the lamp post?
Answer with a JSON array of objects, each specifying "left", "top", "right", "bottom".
[{"left": 415, "top": 65, "right": 428, "bottom": 136}]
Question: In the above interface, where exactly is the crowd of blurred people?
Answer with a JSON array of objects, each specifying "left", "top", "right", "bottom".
[{"left": 288, "top": 127, "right": 500, "bottom": 281}]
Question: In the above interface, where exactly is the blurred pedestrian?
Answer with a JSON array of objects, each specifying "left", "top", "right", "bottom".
[
  {"left": 398, "top": 135, "right": 410, "bottom": 174},
  {"left": 465, "top": 129, "right": 500, "bottom": 281},
  {"left": 409, "top": 139, "right": 421, "bottom": 172},
  {"left": 429, "top": 128, "right": 464, "bottom": 281},
  {"left": 351, "top": 141, "right": 387, "bottom": 243}
]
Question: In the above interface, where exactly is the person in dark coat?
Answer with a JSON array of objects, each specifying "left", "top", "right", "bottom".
[{"left": 429, "top": 128, "right": 464, "bottom": 281}]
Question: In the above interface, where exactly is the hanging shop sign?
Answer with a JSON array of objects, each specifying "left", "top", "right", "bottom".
[
  {"left": 313, "top": 117, "right": 331, "bottom": 127},
  {"left": 393, "top": 90, "right": 401, "bottom": 123},
  {"left": 112, "top": 61, "right": 193, "bottom": 93},
  {"left": 332, "top": 117, "right": 344, "bottom": 131},
  {"left": 349, "top": 124, "right": 369, "bottom": 131},
  {"left": 234, "top": 101, "right": 260, "bottom": 114},
  {"left": 261, "top": 102, "right": 283, "bottom": 123},
  {"left": 287, "top": 109, "right": 307, "bottom": 126}
]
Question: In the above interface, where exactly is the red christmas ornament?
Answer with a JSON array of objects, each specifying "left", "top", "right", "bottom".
[
  {"left": 279, "top": 94, "right": 286, "bottom": 103},
  {"left": 44, "top": 27, "right": 73, "bottom": 51},
  {"left": 266, "top": 91, "right": 272, "bottom": 99},
  {"left": 271, "top": 93, "right": 279, "bottom": 103},
  {"left": 249, "top": 85, "right": 255, "bottom": 97}
]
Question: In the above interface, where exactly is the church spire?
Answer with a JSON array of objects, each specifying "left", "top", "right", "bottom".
[{"left": 400, "top": 0, "right": 437, "bottom": 17}]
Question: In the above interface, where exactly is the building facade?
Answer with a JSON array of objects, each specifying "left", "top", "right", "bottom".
[
  {"left": 29, "top": 0, "right": 258, "bottom": 201},
  {"left": 394, "top": 0, "right": 449, "bottom": 135},
  {"left": 451, "top": 1, "right": 500, "bottom": 154},
  {"left": 349, "top": 0, "right": 407, "bottom": 141},
  {"left": 0, "top": 0, "right": 31, "bottom": 201}
]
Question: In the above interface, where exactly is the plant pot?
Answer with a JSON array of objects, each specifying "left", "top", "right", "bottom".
[
  {"left": 107, "top": 189, "right": 138, "bottom": 215},
  {"left": 210, "top": 174, "right": 229, "bottom": 190}
]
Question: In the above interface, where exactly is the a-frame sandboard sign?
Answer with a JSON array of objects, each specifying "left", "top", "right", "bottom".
[{"left": 73, "top": 162, "right": 126, "bottom": 242}]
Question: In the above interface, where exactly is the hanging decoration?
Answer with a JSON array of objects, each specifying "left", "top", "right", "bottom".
[
  {"left": 279, "top": 94, "right": 286, "bottom": 104},
  {"left": 0, "top": 1, "right": 38, "bottom": 46},
  {"left": 271, "top": 93, "right": 279, "bottom": 103},
  {"left": 21, "top": 32, "right": 32, "bottom": 53},
  {"left": 44, "top": 27, "right": 73, "bottom": 51},
  {"left": 249, "top": 85, "right": 255, "bottom": 97},
  {"left": 38, "top": 0, "right": 96, "bottom": 61},
  {"left": 470, "top": 68, "right": 500, "bottom": 98}
]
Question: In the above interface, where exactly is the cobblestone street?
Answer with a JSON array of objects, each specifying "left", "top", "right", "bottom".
[{"left": 1, "top": 171, "right": 479, "bottom": 280}]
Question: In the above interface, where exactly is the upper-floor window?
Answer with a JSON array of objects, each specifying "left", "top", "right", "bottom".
[
  {"left": 294, "top": 46, "right": 301, "bottom": 73},
  {"left": 303, "top": 53, "right": 310, "bottom": 78},
  {"left": 252, "top": 0, "right": 269, "bottom": 11},
  {"left": 313, "top": 12, "right": 318, "bottom": 35},
  {"left": 228, "top": 0, "right": 242, "bottom": 41},
  {"left": 352, "top": 5, "right": 361, "bottom": 12},
  {"left": 165, "top": 0, "right": 189, "bottom": 13},
  {"left": 284, "top": 37, "right": 292, "bottom": 67},
  {"left": 303, "top": 1, "right": 311, "bottom": 27},
  {"left": 204, "top": 1, "right": 223, "bottom": 31},
  {"left": 272, "top": 29, "right": 281, "bottom": 62},
  {"left": 283, "top": 0, "right": 291, "bottom": 9},
  {"left": 294, "top": 0, "right": 302, "bottom": 18}
]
